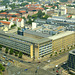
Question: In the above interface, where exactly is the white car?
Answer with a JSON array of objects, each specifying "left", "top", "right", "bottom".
[
  {"left": 47, "top": 60, "right": 50, "bottom": 62},
  {"left": 56, "top": 65, "right": 58, "bottom": 67}
]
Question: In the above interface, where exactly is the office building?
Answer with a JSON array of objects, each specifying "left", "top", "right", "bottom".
[
  {"left": 67, "top": 49, "right": 75, "bottom": 74},
  {"left": 0, "top": 30, "right": 75, "bottom": 59},
  {"left": 0, "top": 30, "right": 52, "bottom": 59}
]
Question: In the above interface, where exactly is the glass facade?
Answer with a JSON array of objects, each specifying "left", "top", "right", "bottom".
[
  {"left": 0, "top": 36, "right": 31, "bottom": 55},
  {"left": 68, "top": 53, "right": 75, "bottom": 71}
]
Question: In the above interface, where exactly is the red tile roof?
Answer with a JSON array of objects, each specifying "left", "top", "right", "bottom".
[
  {"left": 28, "top": 7, "right": 37, "bottom": 11},
  {"left": 18, "top": 18, "right": 22, "bottom": 22},
  {"left": 9, "top": 17, "right": 22, "bottom": 22},
  {"left": 25, "top": 4, "right": 41, "bottom": 7},
  {"left": 8, "top": 13, "right": 20, "bottom": 16},
  {"left": 0, "top": 12, "right": 7, "bottom": 15},
  {"left": 45, "top": 5, "right": 53, "bottom": 8},
  {"left": 45, "top": 5, "right": 57, "bottom": 8},
  {"left": 19, "top": 10, "right": 26, "bottom": 13},
  {"left": 36, "top": 7, "right": 44, "bottom": 10},
  {"left": 28, "top": 7, "right": 44, "bottom": 11},
  {"left": 67, "top": 15, "right": 72, "bottom": 18},
  {"left": 0, "top": 21, "right": 10, "bottom": 25}
]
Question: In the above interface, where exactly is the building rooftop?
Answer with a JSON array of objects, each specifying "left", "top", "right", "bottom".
[
  {"left": 48, "top": 31, "right": 75, "bottom": 40},
  {"left": 9, "top": 17, "right": 22, "bottom": 22},
  {"left": 24, "top": 30, "right": 50, "bottom": 38},
  {"left": 0, "top": 30, "right": 51, "bottom": 44},
  {"left": 69, "top": 49, "right": 75, "bottom": 55},
  {"left": 0, "top": 21, "right": 10, "bottom": 25},
  {"left": 32, "top": 26, "right": 42, "bottom": 31}
]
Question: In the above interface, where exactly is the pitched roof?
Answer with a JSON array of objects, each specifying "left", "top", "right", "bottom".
[
  {"left": 9, "top": 17, "right": 22, "bottom": 22},
  {"left": 19, "top": 10, "right": 26, "bottom": 13},
  {"left": 0, "top": 21, "right": 10, "bottom": 25},
  {"left": 25, "top": 4, "right": 41, "bottom": 7},
  {"left": 45, "top": 5, "right": 53, "bottom": 8},
  {"left": 36, "top": 7, "right": 44, "bottom": 10},
  {"left": 8, "top": 13, "right": 20, "bottom": 16},
  {"left": 18, "top": 18, "right": 22, "bottom": 22},
  {"left": 0, "top": 12, "right": 7, "bottom": 15},
  {"left": 67, "top": 15, "right": 72, "bottom": 18}
]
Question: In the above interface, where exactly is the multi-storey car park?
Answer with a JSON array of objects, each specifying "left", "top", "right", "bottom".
[{"left": 0, "top": 30, "right": 75, "bottom": 59}]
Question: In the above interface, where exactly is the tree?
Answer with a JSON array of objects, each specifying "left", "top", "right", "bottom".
[
  {"left": 21, "top": 3, "right": 28, "bottom": 6},
  {"left": 18, "top": 52, "right": 23, "bottom": 58},
  {"left": 42, "top": 15, "right": 49, "bottom": 19},
  {"left": 37, "top": 10, "right": 43, "bottom": 18},
  {"left": 64, "top": 49, "right": 65, "bottom": 52},
  {"left": 2, "top": 67, "right": 5, "bottom": 72},
  {"left": 15, "top": 51, "right": 18, "bottom": 56},
  {"left": 0, "top": 45, "right": 2, "bottom": 50},
  {"left": 5, "top": 47, "right": 9, "bottom": 53},
  {"left": 22, "top": 17, "right": 26, "bottom": 20},
  {"left": 73, "top": 1, "right": 75, "bottom": 3},
  {"left": 32, "top": 14, "right": 37, "bottom": 19},
  {"left": 11, "top": 24, "right": 16, "bottom": 28},
  {"left": 9, "top": 48, "right": 14, "bottom": 55},
  {"left": 50, "top": 54, "right": 52, "bottom": 57},
  {"left": 60, "top": 50, "right": 61, "bottom": 53},
  {"left": 51, "top": 6, "right": 55, "bottom": 9},
  {"left": 0, "top": 64, "right": 5, "bottom": 72},
  {"left": 27, "top": 15, "right": 30, "bottom": 19},
  {"left": 28, "top": 18, "right": 32, "bottom": 24},
  {"left": 18, "top": 27, "right": 21, "bottom": 30},
  {"left": 9, "top": 3, "right": 16, "bottom": 10},
  {"left": 55, "top": 52, "right": 57, "bottom": 55}
]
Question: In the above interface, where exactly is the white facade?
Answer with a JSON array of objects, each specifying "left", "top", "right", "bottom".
[
  {"left": 17, "top": 19, "right": 24, "bottom": 27},
  {"left": 0, "top": 21, "right": 14, "bottom": 31},
  {"left": 9, "top": 17, "right": 24, "bottom": 28},
  {"left": 32, "top": 22, "right": 37, "bottom": 30},
  {"left": 59, "top": 5, "right": 67, "bottom": 15},
  {"left": 0, "top": 6, "right": 6, "bottom": 11},
  {"left": 72, "top": 15, "right": 75, "bottom": 18}
]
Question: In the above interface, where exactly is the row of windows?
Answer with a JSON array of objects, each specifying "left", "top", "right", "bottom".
[
  {"left": 40, "top": 44, "right": 52, "bottom": 48},
  {"left": 0, "top": 37, "right": 30, "bottom": 54},
  {"left": 39, "top": 43, "right": 52, "bottom": 56}
]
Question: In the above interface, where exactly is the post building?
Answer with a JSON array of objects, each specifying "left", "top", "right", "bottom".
[{"left": 0, "top": 30, "right": 75, "bottom": 59}]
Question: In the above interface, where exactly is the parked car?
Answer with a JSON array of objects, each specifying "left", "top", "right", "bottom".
[
  {"left": 0, "top": 59, "right": 2, "bottom": 61},
  {"left": 20, "top": 60, "right": 23, "bottom": 62}
]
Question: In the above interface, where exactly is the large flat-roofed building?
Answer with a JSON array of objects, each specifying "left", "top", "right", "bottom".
[
  {"left": 48, "top": 31, "right": 75, "bottom": 53},
  {"left": 0, "top": 30, "right": 75, "bottom": 59},
  {"left": 67, "top": 49, "right": 75, "bottom": 73},
  {"left": 0, "top": 30, "right": 52, "bottom": 59}
]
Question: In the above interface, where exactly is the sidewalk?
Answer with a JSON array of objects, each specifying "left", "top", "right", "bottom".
[{"left": 42, "top": 55, "right": 68, "bottom": 70}]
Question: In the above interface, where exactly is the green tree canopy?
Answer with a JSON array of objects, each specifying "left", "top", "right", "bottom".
[
  {"left": 0, "top": 45, "right": 2, "bottom": 49},
  {"left": 9, "top": 48, "right": 14, "bottom": 55},
  {"left": 15, "top": 51, "right": 18, "bottom": 56},
  {"left": 5, "top": 47, "right": 9, "bottom": 53},
  {"left": 37, "top": 10, "right": 43, "bottom": 18},
  {"left": 19, "top": 52, "right": 23, "bottom": 58},
  {"left": 0, "top": 64, "right": 5, "bottom": 71}
]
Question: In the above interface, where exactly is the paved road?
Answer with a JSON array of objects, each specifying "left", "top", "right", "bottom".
[
  {"left": 0, "top": 49, "right": 74, "bottom": 75},
  {"left": 0, "top": 51, "right": 56, "bottom": 75}
]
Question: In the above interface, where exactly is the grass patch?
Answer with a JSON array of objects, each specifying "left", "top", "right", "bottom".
[{"left": 0, "top": 72, "right": 2, "bottom": 75}]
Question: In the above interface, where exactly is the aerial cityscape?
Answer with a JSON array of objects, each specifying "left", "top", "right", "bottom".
[{"left": 0, "top": 0, "right": 75, "bottom": 75}]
